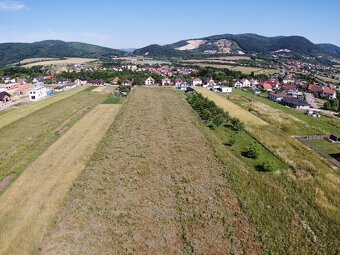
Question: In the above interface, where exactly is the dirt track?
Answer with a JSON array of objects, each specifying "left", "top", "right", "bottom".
[
  {"left": 0, "top": 104, "right": 120, "bottom": 255},
  {"left": 41, "top": 87, "right": 262, "bottom": 254}
]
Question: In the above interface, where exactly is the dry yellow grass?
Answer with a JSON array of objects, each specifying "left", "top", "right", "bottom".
[
  {"left": 23, "top": 58, "right": 96, "bottom": 67},
  {"left": 0, "top": 104, "right": 121, "bottom": 255},
  {"left": 183, "top": 63, "right": 276, "bottom": 74},
  {"left": 196, "top": 88, "right": 268, "bottom": 126},
  {"left": 0, "top": 86, "right": 86, "bottom": 129}
]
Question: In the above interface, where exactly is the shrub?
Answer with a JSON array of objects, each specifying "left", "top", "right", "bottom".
[
  {"left": 231, "top": 118, "right": 244, "bottom": 131},
  {"left": 258, "top": 161, "right": 275, "bottom": 172},
  {"left": 244, "top": 143, "right": 260, "bottom": 159}
]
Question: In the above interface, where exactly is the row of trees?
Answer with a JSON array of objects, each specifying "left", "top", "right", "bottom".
[{"left": 186, "top": 93, "right": 244, "bottom": 131}]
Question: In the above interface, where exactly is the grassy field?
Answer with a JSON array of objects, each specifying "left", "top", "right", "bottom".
[
  {"left": 194, "top": 89, "right": 340, "bottom": 254},
  {"left": 40, "top": 87, "right": 262, "bottom": 254},
  {"left": 303, "top": 139, "right": 340, "bottom": 163},
  {"left": 230, "top": 89, "right": 340, "bottom": 135},
  {"left": 22, "top": 58, "right": 96, "bottom": 67},
  {"left": 0, "top": 90, "right": 107, "bottom": 185},
  {"left": 315, "top": 75, "right": 340, "bottom": 83},
  {"left": 182, "top": 62, "right": 277, "bottom": 75},
  {"left": 197, "top": 88, "right": 268, "bottom": 126},
  {"left": 0, "top": 104, "right": 121, "bottom": 254},
  {"left": 0, "top": 86, "right": 87, "bottom": 130}
]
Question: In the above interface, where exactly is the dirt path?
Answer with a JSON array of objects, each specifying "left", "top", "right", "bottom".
[
  {"left": 0, "top": 86, "right": 86, "bottom": 129},
  {"left": 0, "top": 104, "right": 121, "bottom": 255},
  {"left": 40, "top": 87, "right": 262, "bottom": 254},
  {"left": 197, "top": 88, "right": 268, "bottom": 126}
]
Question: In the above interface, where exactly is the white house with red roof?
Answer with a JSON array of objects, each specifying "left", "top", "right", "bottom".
[
  {"left": 320, "top": 88, "right": 337, "bottom": 99},
  {"left": 162, "top": 78, "right": 172, "bottom": 86}
]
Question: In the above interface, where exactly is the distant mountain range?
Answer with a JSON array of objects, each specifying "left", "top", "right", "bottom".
[
  {"left": 0, "top": 34, "right": 339, "bottom": 67},
  {"left": 0, "top": 40, "right": 127, "bottom": 67},
  {"left": 133, "top": 33, "right": 340, "bottom": 58}
]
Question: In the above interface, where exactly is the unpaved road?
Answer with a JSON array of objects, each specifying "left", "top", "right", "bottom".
[
  {"left": 40, "top": 87, "right": 261, "bottom": 254},
  {"left": 0, "top": 104, "right": 121, "bottom": 255}
]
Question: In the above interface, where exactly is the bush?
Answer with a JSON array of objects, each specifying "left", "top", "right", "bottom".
[
  {"left": 258, "top": 161, "right": 275, "bottom": 172},
  {"left": 231, "top": 118, "right": 244, "bottom": 131},
  {"left": 244, "top": 143, "right": 260, "bottom": 159}
]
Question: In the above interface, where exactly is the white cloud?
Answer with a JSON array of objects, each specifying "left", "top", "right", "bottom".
[{"left": 0, "top": 1, "right": 26, "bottom": 11}]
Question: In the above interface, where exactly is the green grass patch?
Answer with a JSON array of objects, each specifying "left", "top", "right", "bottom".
[
  {"left": 83, "top": 86, "right": 96, "bottom": 91},
  {"left": 103, "top": 94, "right": 123, "bottom": 104},
  {"left": 303, "top": 139, "right": 340, "bottom": 162}
]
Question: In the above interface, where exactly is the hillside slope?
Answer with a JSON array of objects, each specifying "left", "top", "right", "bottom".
[
  {"left": 0, "top": 40, "right": 126, "bottom": 66},
  {"left": 317, "top": 43, "right": 340, "bottom": 56},
  {"left": 134, "top": 33, "right": 330, "bottom": 57}
]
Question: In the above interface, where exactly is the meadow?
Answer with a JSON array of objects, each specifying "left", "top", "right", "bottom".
[
  {"left": 0, "top": 89, "right": 107, "bottom": 186},
  {"left": 0, "top": 104, "right": 120, "bottom": 254}
]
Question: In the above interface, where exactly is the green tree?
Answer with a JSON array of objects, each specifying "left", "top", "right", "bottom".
[{"left": 244, "top": 143, "right": 260, "bottom": 159}]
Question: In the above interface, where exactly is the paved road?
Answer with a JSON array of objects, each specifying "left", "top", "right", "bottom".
[{"left": 305, "top": 92, "right": 318, "bottom": 109}]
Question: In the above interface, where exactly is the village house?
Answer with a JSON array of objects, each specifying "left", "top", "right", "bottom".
[
  {"left": 56, "top": 78, "right": 68, "bottom": 84},
  {"left": 88, "top": 79, "right": 104, "bottom": 85},
  {"left": 269, "top": 92, "right": 289, "bottom": 102},
  {"left": 205, "top": 78, "right": 216, "bottom": 87},
  {"left": 250, "top": 79, "right": 260, "bottom": 88},
  {"left": 241, "top": 78, "right": 251, "bottom": 87},
  {"left": 54, "top": 82, "right": 77, "bottom": 92},
  {"left": 281, "top": 97, "right": 309, "bottom": 109},
  {"left": 262, "top": 80, "right": 279, "bottom": 91},
  {"left": 320, "top": 88, "right": 337, "bottom": 100},
  {"left": 218, "top": 86, "right": 233, "bottom": 93},
  {"left": 74, "top": 77, "right": 87, "bottom": 85},
  {"left": 28, "top": 84, "right": 47, "bottom": 101},
  {"left": 111, "top": 77, "right": 120, "bottom": 85},
  {"left": 192, "top": 78, "right": 203, "bottom": 86},
  {"left": 145, "top": 76, "right": 156, "bottom": 86},
  {"left": 122, "top": 80, "right": 133, "bottom": 86},
  {"left": 0, "top": 91, "right": 11, "bottom": 106},
  {"left": 161, "top": 78, "right": 172, "bottom": 86},
  {"left": 175, "top": 78, "right": 183, "bottom": 87}
]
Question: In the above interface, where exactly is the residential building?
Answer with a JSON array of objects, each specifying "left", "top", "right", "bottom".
[
  {"left": 145, "top": 76, "right": 155, "bottom": 86},
  {"left": 192, "top": 78, "right": 203, "bottom": 86},
  {"left": 281, "top": 97, "right": 309, "bottom": 109},
  {"left": 28, "top": 84, "right": 47, "bottom": 101},
  {"left": 0, "top": 91, "right": 11, "bottom": 106},
  {"left": 162, "top": 78, "right": 172, "bottom": 86}
]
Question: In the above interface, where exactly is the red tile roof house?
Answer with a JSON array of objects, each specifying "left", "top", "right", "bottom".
[
  {"left": 162, "top": 78, "right": 172, "bottom": 86},
  {"left": 320, "top": 88, "right": 337, "bottom": 100},
  {"left": 283, "top": 85, "right": 297, "bottom": 92},
  {"left": 307, "top": 84, "right": 322, "bottom": 94},
  {"left": 262, "top": 80, "right": 279, "bottom": 91},
  {"left": 175, "top": 79, "right": 183, "bottom": 87}
]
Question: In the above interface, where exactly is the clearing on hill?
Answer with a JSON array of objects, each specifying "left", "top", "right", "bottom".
[
  {"left": 0, "top": 104, "right": 121, "bottom": 255},
  {"left": 40, "top": 87, "right": 262, "bottom": 254}
]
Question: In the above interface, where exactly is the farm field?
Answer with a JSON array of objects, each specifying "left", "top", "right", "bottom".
[
  {"left": 0, "top": 89, "right": 107, "bottom": 185},
  {"left": 22, "top": 57, "right": 96, "bottom": 67},
  {"left": 0, "top": 86, "right": 87, "bottom": 129},
  {"left": 40, "top": 87, "right": 262, "bottom": 255},
  {"left": 196, "top": 87, "right": 268, "bottom": 126},
  {"left": 230, "top": 89, "right": 340, "bottom": 135},
  {"left": 182, "top": 62, "right": 276, "bottom": 75},
  {"left": 316, "top": 75, "right": 340, "bottom": 83},
  {"left": 0, "top": 104, "right": 121, "bottom": 254}
]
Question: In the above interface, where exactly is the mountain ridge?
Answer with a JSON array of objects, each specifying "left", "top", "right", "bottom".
[{"left": 0, "top": 40, "right": 127, "bottom": 67}]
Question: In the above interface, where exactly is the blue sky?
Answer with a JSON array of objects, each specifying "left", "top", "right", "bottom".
[{"left": 0, "top": 0, "right": 339, "bottom": 48}]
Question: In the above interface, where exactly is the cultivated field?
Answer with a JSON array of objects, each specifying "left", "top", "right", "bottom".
[
  {"left": 0, "top": 104, "right": 121, "bottom": 254},
  {"left": 197, "top": 87, "right": 268, "bottom": 126},
  {"left": 0, "top": 86, "right": 87, "bottom": 129},
  {"left": 0, "top": 89, "right": 107, "bottom": 185},
  {"left": 40, "top": 87, "right": 262, "bottom": 254},
  {"left": 182, "top": 62, "right": 276, "bottom": 74},
  {"left": 22, "top": 58, "right": 96, "bottom": 67}
]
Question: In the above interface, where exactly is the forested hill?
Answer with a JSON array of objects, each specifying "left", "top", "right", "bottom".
[{"left": 0, "top": 40, "right": 127, "bottom": 67}]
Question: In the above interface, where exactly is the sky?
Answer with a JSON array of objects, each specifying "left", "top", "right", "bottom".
[{"left": 0, "top": 0, "right": 339, "bottom": 48}]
